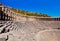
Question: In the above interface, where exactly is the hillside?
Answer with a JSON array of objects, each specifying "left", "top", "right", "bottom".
[{"left": 10, "top": 8, "right": 50, "bottom": 17}]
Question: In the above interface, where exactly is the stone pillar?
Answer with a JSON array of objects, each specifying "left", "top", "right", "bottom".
[
  {"left": 8, "top": 16, "right": 10, "bottom": 20},
  {"left": 7, "top": 14, "right": 8, "bottom": 20},
  {"left": 4, "top": 13, "right": 5, "bottom": 21},
  {"left": 1, "top": 11, "right": 3, "bottom": 20}
]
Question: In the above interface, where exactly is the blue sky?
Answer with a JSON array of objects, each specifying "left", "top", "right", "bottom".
[{"left": 0, "top": 0, "right": 60, "bottom": 17}]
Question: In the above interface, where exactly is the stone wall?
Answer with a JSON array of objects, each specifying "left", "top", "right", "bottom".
[{"left": 13, "top": 14, "right": 60, "bottom": 21}]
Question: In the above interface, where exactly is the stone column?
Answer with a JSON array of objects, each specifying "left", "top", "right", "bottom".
[
  {"left": 1, "top": 11, "right": 3, "bottom": 20},
  {"left": 3, "top": 13, "right": 5, "bottom": 21},
  {"left": 7, "top": 14, "right": 8, "bottom": 20}
]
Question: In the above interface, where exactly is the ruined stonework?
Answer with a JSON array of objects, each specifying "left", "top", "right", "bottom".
[
  {"left": 0, "top": 3, "right": 60, "bottom": 41},
  {"left": 0, "top": 21, "right": 60, "bottom": 41}
]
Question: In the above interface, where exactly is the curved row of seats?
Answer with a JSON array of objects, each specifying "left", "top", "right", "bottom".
[
  {"left": 0, "top": 21, "right": 60, "bottom": 41},
  {"left": 0, "top": 21, "right": 13, "bottom": 34}
]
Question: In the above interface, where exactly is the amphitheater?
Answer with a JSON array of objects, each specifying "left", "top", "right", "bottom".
[{"left": 0, "top": 3, "right": 60, "bottom": 41}]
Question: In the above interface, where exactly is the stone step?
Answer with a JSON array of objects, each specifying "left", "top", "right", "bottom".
[{"left": 0, "top": 21, "right": 13, "bottom": 34}]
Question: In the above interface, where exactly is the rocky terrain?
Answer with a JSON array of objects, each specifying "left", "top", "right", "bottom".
[{"left": 0, "top": 21, "right": 60, "bottom": 41}]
